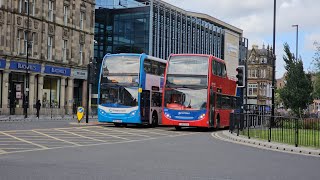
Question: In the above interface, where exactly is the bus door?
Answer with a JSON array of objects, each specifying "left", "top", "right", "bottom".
[
  {"left": 140, "top": 90, "right": 150, "bottom": 124},
  {"left": 209, "top": 89, "right": 215, "bottom": 127}
]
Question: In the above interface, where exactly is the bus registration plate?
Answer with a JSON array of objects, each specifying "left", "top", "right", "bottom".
[
  {"left": 179, "top": 123, "right": 189, "bottom": 126},
  {"left": 113, "top": 120, "right": 122, "bottom": 123}
]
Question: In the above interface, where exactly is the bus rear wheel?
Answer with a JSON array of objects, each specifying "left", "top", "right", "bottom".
[
  {"left": 151, "top": 113, "right": 158, "bottom": 128},
  {"left": 175, "top": 126, "right": 182, "bottom": 131}
]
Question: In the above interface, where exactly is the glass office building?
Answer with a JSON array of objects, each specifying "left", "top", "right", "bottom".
[
  {"left": 95, "top": 0, "right": 247, "bottom": 61},
  {"left": 94, "top": 0, "right": 248, "bottom": 82}
]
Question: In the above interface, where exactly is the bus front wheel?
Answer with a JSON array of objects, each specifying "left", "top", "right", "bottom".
[{"left": 114, "top": 123, "right": 121, "bottom": 127}]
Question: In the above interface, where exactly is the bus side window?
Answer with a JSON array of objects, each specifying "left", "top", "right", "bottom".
[
  {"left": 160, "top": 63, "right": 166, "bottom": 76},
  {"left": 217, "top": 94, "right": 222, "bottom": 108},
  {"left": 152, "top": 61, "right": 160, "bottom": 75},
  {"left": 214, "top": 61, "right": 219, "bottom": 75},
  {"left": 221, "top": 64, "right": 227, "bottom": 78},
  {"left": 144, "top": 59, "right": 152, "bottom": 74},
  {"left": 152, "top": 92, "right": 161, "bottom": 107},
  {"left": 212, "top": 61, "right": 216, "bottom": 75},
  {"left": 217, "top": 63, "right": 222, "bottom": 76}
]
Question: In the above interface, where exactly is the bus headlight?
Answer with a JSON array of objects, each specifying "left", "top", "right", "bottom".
[
  {"left": 198, "top": 114, "right": 206, "bottom": 119},
  {"left": 130, "top": 111, "right": 136, "bottom": 117},
  {"left": 99, "top": 109, "right": 106, "bottom": 115},
  {"left": 164, "top": 113, "right": 171, "bottom": 119}
]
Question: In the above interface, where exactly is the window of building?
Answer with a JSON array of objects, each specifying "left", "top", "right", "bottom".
[
  {"left": 248, "top": 84, "right": 258, "bottom": 96},
  {"left": 48, "top": 0, "right": 53, "bottom": 21},
  {"left": 79, "top": 44, "right": 83, "bottom": 65},
  {"left": 80, "top": 11, "right": 84, "bottom": 30},
  {"left": 24, "top": 0, "right": 29, "bottom": 14},
  {"left": 31, "top": 0, "right": 35, "bottom": 16},
  {"left": 23, "top": 31, "right": 28, "bottom": 55},
  {"left": 17, "top": 30, "right": 22, "bottom": 55},
  {"left": 19, "top": 0, "right": 23, "bottom": 13},
  {"left": 30, "top": 32, "right": 35, "bottom": 57},
  {"left": 260, "top": 83, "right": 266, "bottom": 96},
  {"left": 63, "top": 5, "right": 68, "bottom": 26},
  {"left": 42, "top": 77, "right": 60, "bottom": 108},
  {"left": 47, "top": 36, "right": 53, "bottom": 60},
  {"left": 250, "top": 69, "right": 257, "bottom": 78},
  {"left": 62, "top": 40, "right": 67, "bottom": 62}
]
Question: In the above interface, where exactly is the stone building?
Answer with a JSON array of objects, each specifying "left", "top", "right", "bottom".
[
  {"left": 0, "top": 0, "right": 95, "bottom": 115},
  {"left": 246, "top": 45, "right": 274, "bottom": 106}
]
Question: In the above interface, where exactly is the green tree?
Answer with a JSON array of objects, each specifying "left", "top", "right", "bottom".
[
  {"left": 312, "top": 41, "right": 320, "bottom": 98},
  {"left": 279, "top": 43, "right": 313, "bottom": 116},
  {"left": 313, "top": 41, "right": 320, "bottom": 69}
]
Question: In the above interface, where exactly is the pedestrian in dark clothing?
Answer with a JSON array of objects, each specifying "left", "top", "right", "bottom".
[{"left": 36, "top": 100, "right": 41, "bottom": 118}]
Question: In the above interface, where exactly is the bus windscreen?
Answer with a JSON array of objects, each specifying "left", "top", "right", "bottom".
[
  {"left": 103, "top": 56, "right": 140, "bottom": 75},
  {"left": 164, "top": 87, "right": 207, "bottom": 110},
  {"left": 167, "top": 56, "right": 209, "bottom": 75}
]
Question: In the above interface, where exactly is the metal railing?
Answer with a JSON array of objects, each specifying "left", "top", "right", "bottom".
[{"left": 230, "top": 113, "right": 320, "bottom": 148}]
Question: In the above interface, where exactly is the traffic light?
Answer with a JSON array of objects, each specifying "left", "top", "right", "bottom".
[{"left": 236, "top": 66, "right": 245, "bottom": 87}]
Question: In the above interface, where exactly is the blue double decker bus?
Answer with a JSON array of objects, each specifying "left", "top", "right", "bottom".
[{"left": 98, "top": 53, "right": 166, "bottom": 127}]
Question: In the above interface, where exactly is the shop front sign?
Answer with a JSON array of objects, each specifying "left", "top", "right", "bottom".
[
  {"left": 0, "top": 59, "right": 6, "bottom": 69},
  {"left": 72, "top": 69, "right": 87, "bottom": 80},
  {"left": 44, "top": 65, "right": 71, "bottom": 76},
  {"left": 9, "top": 61, "right": 41, "bottom": 72}
]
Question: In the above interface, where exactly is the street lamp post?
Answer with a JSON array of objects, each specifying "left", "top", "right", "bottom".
[
  {"left": 270, "top": 0, "right": 277, "bottom": 142},
  {"left": 24, "top": 0, "right": 30, "bottom": 118},
  {"left": 292, "top": 25, "right": 299, "bottom": 61},
  {"left": 85, "top": 60, "right": 92, "bottom": 123}
]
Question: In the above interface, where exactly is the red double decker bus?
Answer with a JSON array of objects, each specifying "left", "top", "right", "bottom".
[{"left": 161, "top": 54, "right": 239, "bottom": 129}]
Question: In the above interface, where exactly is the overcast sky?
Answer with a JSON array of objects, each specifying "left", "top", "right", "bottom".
[{"left": 163, "top": 0, "right": 320, "bottom": 78}]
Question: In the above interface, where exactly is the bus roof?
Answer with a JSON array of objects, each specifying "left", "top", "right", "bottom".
[
  {"left": 102, "top": 53, "right": 167, "bottom": 64},
  {"left": 169, "top": 54, "right": 225, "bottom": 64}
]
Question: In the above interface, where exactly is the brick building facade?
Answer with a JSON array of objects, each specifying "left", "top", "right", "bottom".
[{"left": 0, "top": 0, "right": 95, "bottom": 115}]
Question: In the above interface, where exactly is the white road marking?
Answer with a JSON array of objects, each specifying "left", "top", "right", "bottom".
[
  {"left": 0, "top": 148, "right": 38, "bottom": 150},
  {"left": 0, "top": 132, "right": 48, "bottom": 149},
  {"left": 0, "top": 131, "right": 196, "bottom": 155},
  {"left": 32, "top": 130, "right": 81, "bottom": 146},
  {"left": 79, "top": 128, "right": 130, "bottom": 140},
  {"left": 95, "top": 126, "right": 151, "bottom": 137},
  {"left": 0, "top": 126, "right": 198, "bottom": 155},
  {"left": 54, "top": 129, "right": 107, "bottom": 142},
  {"left": 125, "top": 128, "right": 170, "bottom": 136},
  {"left": 0, "top": 148, "right": 6, "bottom": 154}
]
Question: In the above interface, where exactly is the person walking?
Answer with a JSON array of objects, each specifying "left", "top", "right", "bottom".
[{"left": 36, "top": 100, "right": 41, "bottom": 119}]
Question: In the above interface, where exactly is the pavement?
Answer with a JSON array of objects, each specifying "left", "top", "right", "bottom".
[
  {"left": 212, "top": 130, "right": 320, "bottom": 157},
  {"left": 0, "top": 115, "right": 97, "bottom": 122}
]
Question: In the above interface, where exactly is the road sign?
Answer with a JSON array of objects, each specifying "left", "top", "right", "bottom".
[{"left": 77, "top": 107, "right": 84, "bottom": 122}]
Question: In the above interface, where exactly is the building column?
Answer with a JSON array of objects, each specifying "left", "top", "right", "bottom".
[
  {"left": 28, "top": 73, "right": 36, "bottom": 115},
  {"left": 2, "top": 70, "right": 9, "bottom": 115},
  {"left": 60, "top": 77, "right": 66, "bottom": 114},
  {"left": 66, "top": 78, "right": 74, "bottom": 115}
]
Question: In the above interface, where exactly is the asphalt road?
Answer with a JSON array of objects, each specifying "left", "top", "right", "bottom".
[{"left": 0, "top": 123, "right": 319, "bottom": 180}]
